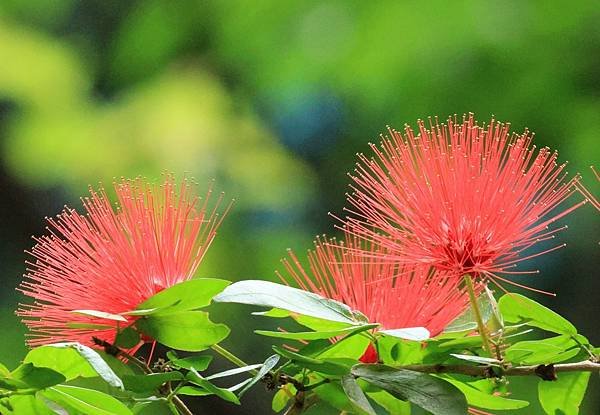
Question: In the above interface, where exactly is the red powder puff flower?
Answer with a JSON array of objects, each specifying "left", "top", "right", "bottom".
[
  {"left": 342, "top": 114, "right": 586, "bottom": 293},
  {"left": 18, "top": 175, "right": 230, "bottom": 348},
  {"left": 277, "top": 233, "right": 471, "bottom": 361}
]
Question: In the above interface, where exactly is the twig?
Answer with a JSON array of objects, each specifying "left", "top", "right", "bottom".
[{"left": 395, "top": 360, "right": 600, "bottom": 380}]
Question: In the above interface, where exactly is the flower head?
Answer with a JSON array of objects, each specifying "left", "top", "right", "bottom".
[
  {"left": 343, "top": 114, "right": 585, "bottom": 292},
  {"left": 277, "top": 233, "right": 470, "bottom": 339},
  {"left": 18, "top": 175, "right": 229, "bottom": 348}
]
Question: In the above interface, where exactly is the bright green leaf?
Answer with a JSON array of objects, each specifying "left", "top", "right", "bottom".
[
  {"left": 136, "top": 311, "right": 230, "bottom": 351},
  {"left": 135, "top": 278, "right": 230, "bottom": 315},
  {"left": 538, "top": 371, "right": 591, "bottom": 415},
  {"left": 186, "top": 368, "right": 240, "bottom": 405},
  {"left": 10, "top": 363, "right": 65, "bottom": 390},
  {"left": 166, "top": 351, "right": 212, "bottom": 371},
  {"left": 6, "top": 395, "right": 56, "bottom": 415},
  {"left": 504, "top": 335, "right": 580, "bottom": 364},
  {"left": 352, "top": 364, "right": 468, "bottom": 415},
  {"left": 41, "top": 385, "right": 132, "bottom": 415},
  {"left": 444, "top": 377, "right": 529, "bottom": 410},
  {"left": 498, "top": 294, "right": 576, "bottom": 335},
  {"left": 30, "top": 343, "right": 124, "bottom": 389}
]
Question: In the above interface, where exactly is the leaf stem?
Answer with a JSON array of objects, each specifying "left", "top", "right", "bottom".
[
  {"left": 394, "top": 360, "right": 600, "bottom": 378},
  {"left": 211, "top": 344, "right": 258, "bottom": 375},
  {"left": 464, "top": 274, "right": 493, "bottom": 355}
]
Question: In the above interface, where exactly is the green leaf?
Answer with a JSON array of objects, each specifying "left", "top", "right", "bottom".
[
  {"left": 166, "top": 351, "right": 212, "bottom": 371},
  {"left": 239, "top": 354, "right": 280, "bottom": 397},
  {"left": 313, "top": 382, "right": 355, "bottom": 412},
  {"left": 272, "top": 346, "right": 351, "bottom": 376},
  {"left": 443, "top": 377, "right": 529, "bottom": 410},
  {"left": 538, "top": 371, "right": 591, "bottom": 415},
  {"left": 205, "top": 364, "right": 263, "bottom": 380},
  {"left": 132, "top": 400, "right": 173, "bottom": 415},
  {"left": 254, "top": 308, "right": 354, "bottom": 331},
  {"left": 186, "top": 368, "right": 240, "bottom": 404},
  {"left": 135, "top": 278, "right": 231, "bottom": 314},
  {"left": 114, "top": 327, "right": 140, "bottom": 349},
  {"left": 41, "top": 385, "right": 133, "bottom": 415},
  {"left": 9, "top": 363, "right": 65, "bottom": 390},
  {"left": 213, "top": 280, "right": 358, "bottom": 324},
  {"left": 498, "top": 293, "right": 576, "bottom": 335},
  {"left": 122, "top": 372, "right": 184, "bottom": 393},
  {"left": 444, "top": 291, "right": 495, "bottom": 333},
  {"left": 351, "top": 364, "right": 468, "bottom": 415},
  {"left": 5, "top": 395, "right": 56, "bottom": 415},
  {"left": 449, "top": 354, "right": 501, "bottom": 365},
  {"left": 71, "top": 309, "right": 128, "bottom": 322},
  {"left": 256, "top": 323, "right": 378, "bottom": 340},
  {"left": 365, "top": 388, "right": 411, "bottom": 415},
  {"left": 176, "top": 385, "right": 212, "bottom": 396},
  {"left": 380, "top": 327, "right": 430, "bottom": 341},
  {"left": 136, "top": 311, "right": 230, "bottom": 351},
  {"left": 504, "top": 335, "right": 580, "bottom": 364},
  {"left": 341, "top": 375, "right": 377, "bottom": 415},
  {"left": 27, "top": 343, "right": 124, "bottom": 389},
  {"left": 272, "top": 384, "right": 295, "bottom": 412}
]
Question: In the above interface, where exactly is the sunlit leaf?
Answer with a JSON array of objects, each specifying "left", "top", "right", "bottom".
[
  {"left": 380, "top": 327, "right": 430, "bottom": 341},
  {"left": 135, "top": 278, "right": 230, "bottom": 314},
  {"left": 498, "top": 294, "right": 576, "bottom": 335},
  {"left": 8, "top": 363, "right": 65, "bottom": 390},
  {"left": 29, "top": 343, "right": 124, "bottom": 389},
  {"left": 41, "top": 385, "right": 132, "bottom": 415},
  {"left": 538, "top": 371, "right": 591, "bottom": 415},
  {"left": 186, "top": 368, "right": 240, "bottom": 404},
  {"left": 214, "top": 280, "right": 358, "bottom": 324},
  {"left": 443, "top": 377, "right": 529, "bottom": 410},
  {"left": 136, "top": 311, "right": 230, "bottom": 351},
  {"left": 166, "top": 351, "right": 212, "bottom": 372}
]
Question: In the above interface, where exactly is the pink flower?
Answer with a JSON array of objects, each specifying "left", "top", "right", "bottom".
[
  {"left": 18, "top": 175, "right": 229, "bottom": 348},
  {"left": 343, "top": 115, "right": 586, "bottom": 292},
  {"left": 277, "top": 233, "right": 470, "bottom": 347}
]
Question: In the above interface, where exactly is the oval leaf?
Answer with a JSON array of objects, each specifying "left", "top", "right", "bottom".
[
  {"left": 135, "top": 278, "right": 230, "bottom": 314},
  {"left": 213, "top": 280, "right": 357, "bottom": 324},
  {"left": 444, "top": 378, "right": 529, "bottom": 410},
  {"left": 380, "top": 327, "right": 430, "bottom": 341},
  {"left": 341, "top": 375, "right": 377, "bottom": 415},
  {"left": 136, "top": 311, "right": 230, "bottom": 351},
  {"left": 351, "top": 364, "right": 468, "bottom": 415},
  {"left": 498, "top": 294, "right": 576, "bottom": 335},
  {"left": 41, "top": 385, "right": 132, "bottom": 415},
  {"left": 538, "top": 371, "right": 591, "bottom": 415}
]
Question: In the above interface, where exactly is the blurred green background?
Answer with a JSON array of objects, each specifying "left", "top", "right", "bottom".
[{"left": 0, "top": 1, "right": 598, "bottom": 414}]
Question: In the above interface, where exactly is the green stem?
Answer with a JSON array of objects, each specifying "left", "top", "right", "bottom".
[
  {"left": 464, "top": 274, "right": 493, "bottom": 355},
  {"left": 211, "top": 344, "right": 258, "bottom": 375},
  {"left": 172, "top": 396, "right": 193, "bottom": 415}
]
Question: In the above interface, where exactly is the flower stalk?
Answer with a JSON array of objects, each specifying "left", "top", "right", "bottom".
[{"left": 464, "top": 274, "right": 493, "bottom": 355}]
